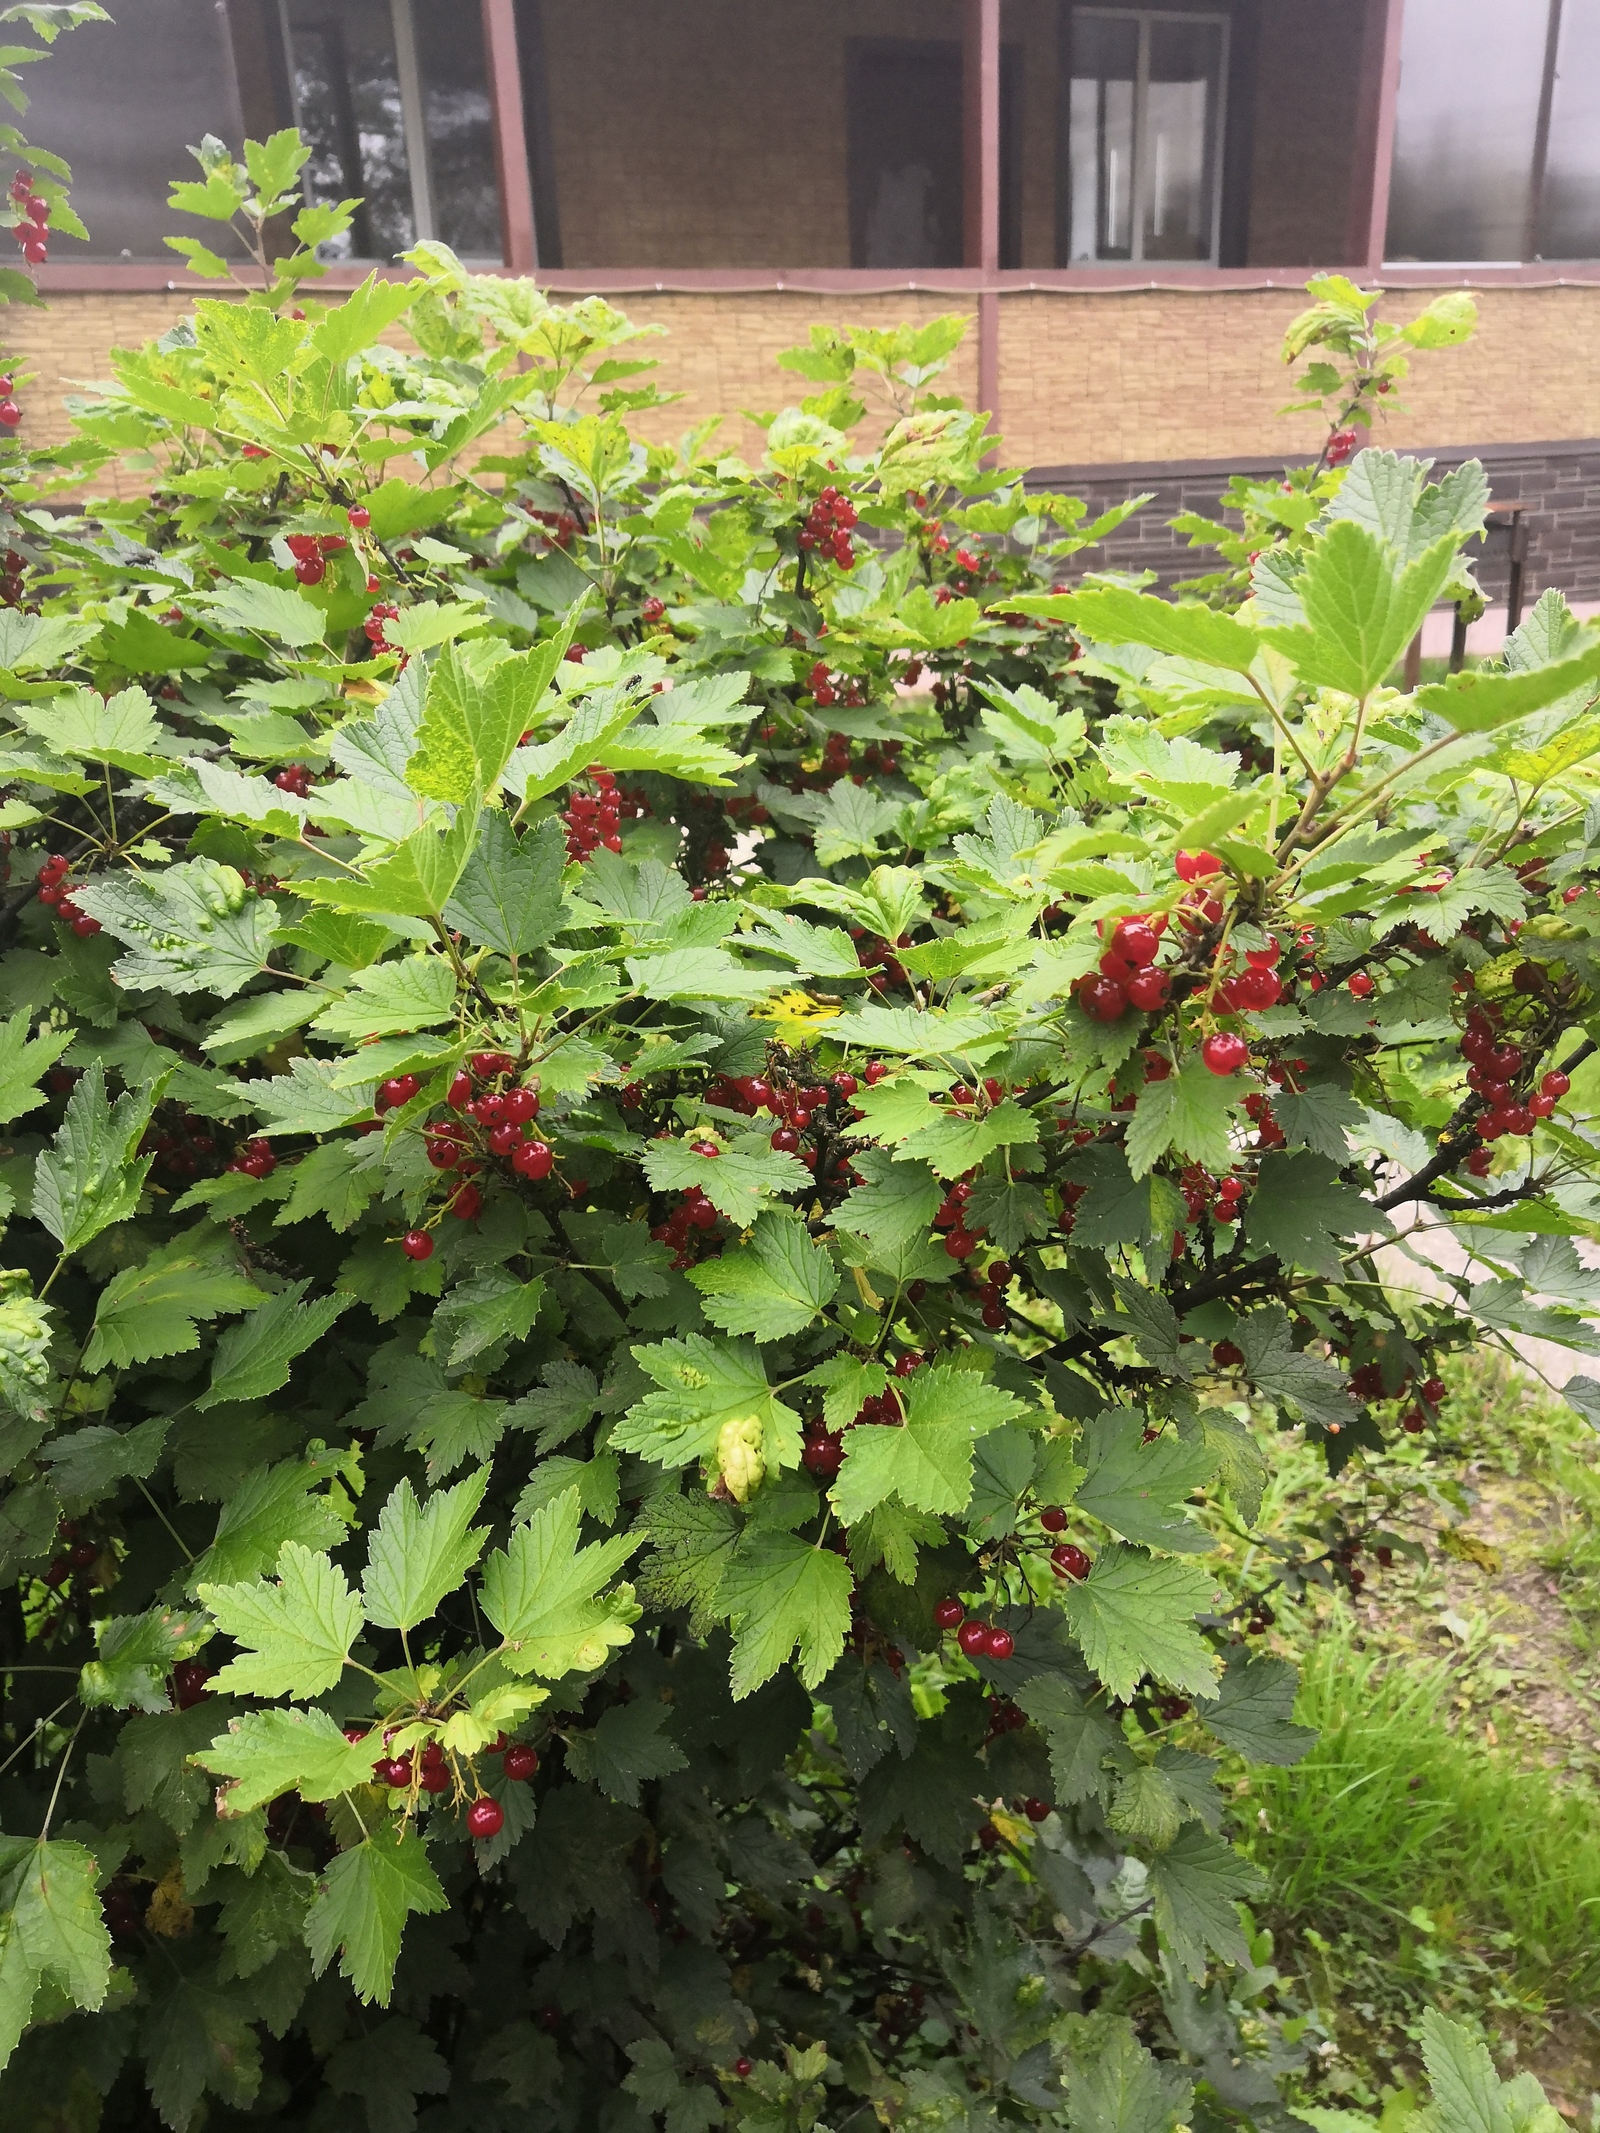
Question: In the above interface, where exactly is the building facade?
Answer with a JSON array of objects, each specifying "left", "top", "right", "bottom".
[{"left": 18, "top": 0, "right": 1600, "bottom": 601}]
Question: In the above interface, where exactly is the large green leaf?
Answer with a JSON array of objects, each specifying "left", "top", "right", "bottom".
[
  {"left": 200, "top": 1542, "right": 364, "bottom": 1699},
  {"left": 1074, "top": 1412, "right": 1218, "bottom": 1553},
  {"left": 479, "top": 1486, "right": 639, "bottom": 1676},
  {"left": 1056, "top": 1545, "right": 1220, "bottom": 1701},
  {"left": 687, "top": 1212, "right": 839, "bottom": 1338},
  {"left": 360, "top": 1470, "right": 489, "bottom": 1633},
  {"left": 33, "top": 1062, "right": 161, "bottom": 1256},
  {"left": 719, "top": 1527, "right": 854, "bottom": 1697},
  {"left": 830, "top": 1366, "right": 1023, "bottom": 1524},
  {"left": 304, "top": 1830, "right": 448, "bottom": 2007},
  {"left": 82, "top": 1241, "right": 262, "bottom": 1372}
]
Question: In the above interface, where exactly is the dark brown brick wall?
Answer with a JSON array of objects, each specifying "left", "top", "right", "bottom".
[{"left": 1030, "top": 440, "right": 1600, "bottom": 605}]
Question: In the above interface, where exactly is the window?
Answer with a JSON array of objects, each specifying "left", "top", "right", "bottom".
[
  {"left": 1385, "top": 0, "right": 1600, "bottom": 263},
  {"left": 1065, "top": 8, "right": 1227, "bottom": 264},
  {"left": 846, "top": 41, "right": 964, "bottom": 269},
  {"left": 513, "top": 0, "right": 967, "bottom": 270},
  {"left": 1536, "top": 0, "right": 1600, "bottom": 259},
  {"left": 22, "top": 0, "right": 244, "bottom": 262},
  {"left": 281, "top": 1, "right": 500, "bottom": 261}
]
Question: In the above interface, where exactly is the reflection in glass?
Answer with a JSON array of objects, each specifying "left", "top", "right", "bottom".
[
  {"left": 21, "top": 0, "right": 241, "bottom": 260},
  {"left": 1538, "top": 0, "right": 1600, "bottom": 259},
  {"left": 1067, "top": 9, "right": 1224, "bottom": 264},
  {"left": 1385, "top": 0, "right": 1547, "bottom": 260},
  {"left": 1142, "top": 18, "right": 1222, "bottom": 261},
  {"left": 282, "top": 0, "right": 500, "bottom": 262}
]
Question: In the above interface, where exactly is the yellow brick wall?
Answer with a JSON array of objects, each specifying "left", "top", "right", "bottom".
[{"left": 9, "top": 282, "right": 1600, "bottom": 493}]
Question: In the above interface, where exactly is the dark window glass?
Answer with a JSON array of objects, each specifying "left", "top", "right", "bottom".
[
  {"left": 1537, "top": 0, "right": 1600, "bottom": 259},
  {"left": 282, "top": 0, "right": 499, "bottom": 262},
  {"left": 413, "top": 3, "right": 500, "bottom": 258},
  {"left": 847, "top": 40, "right": 964, "bottom": 268},
  {"left": 22, "top": 0, "right": 243, "bottom": 262},
  {"left": 284, "top": 0, "right": 414, "bottom": 261},
  {"left": 516, "top": 0, "right": 966, "bottom": 269},
  {"left": 1386, "top": 0, "right": 1548, "bottom": 261},
  {"left": 1061, "top": 9, "right": 1225, "bottom": 263}
]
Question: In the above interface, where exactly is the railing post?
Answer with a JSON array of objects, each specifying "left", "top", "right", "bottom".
[
  {"left": 482, "top": 0, "right": 537, "bottom": 272},
  {"left": 964, "top": 0, "right": 1002, "bottom": 445}
]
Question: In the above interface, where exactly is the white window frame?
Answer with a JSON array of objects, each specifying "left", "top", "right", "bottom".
[
  {"left": 276, "top": 0, "right": 438, "bottom": 249},
  {"left": 1072, "top": 6, "right": 1229, "bottom": 267}
]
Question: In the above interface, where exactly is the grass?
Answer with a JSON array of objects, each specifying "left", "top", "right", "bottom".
[
  {"left": 1201, "top": 1350, "right": 1600, "bottom": 2110},
  {"left": 1240, "top": 1617, "right": 1600, "bottom": 1990}
]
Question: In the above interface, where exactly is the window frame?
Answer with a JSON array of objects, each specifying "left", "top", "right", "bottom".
[{"left": 1066, "top": 4, "right": 1230, "bottom": 268}]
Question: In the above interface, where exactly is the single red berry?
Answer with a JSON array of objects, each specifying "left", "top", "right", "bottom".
[
  {"left": 770, "top": 1126, "right": 800, "bottom": 1153},
  {"left": 400, "top": 1229, "right": 433, "bottom": 1261},
  {"left": 376, "top": 1073, "right": 421, "bottom": 1113},
  {"left": 420, "top": 1763, "right": 451, "bottom": 1794},
  {"left": 1347, "top": 972, "right": 1375, "bottom": 999},
  {"left": 502, "top": 1742, "right": 539, "bottom": 1781},
  {"left": 957, "top": 1620, "right": 990, "bottom": 1657},
  {"left": 1023, "top": 1798, "right": 1052, "bottom": 1824},
  {"left": 1175, "top": 849, "right": 1221, "bottom": 882},
  {"left": 470, "top": 1050, "right": 516, "bottom": 1078},
  {"left": 1213, "top": 1339, "right": 1245, "bottom": 1368},
  {"left": 801, "top": 1427, "right": 844, "bottom": 1480},
  {"left": 538, "top": 2005, "right": 563, "bottom": 2032},
  {"left": 1039, "top": 1506, "right": 1068, "bottom": 1533},
  {"left": 488, "top": 1120, "right": 522, "bottom": 1156},
  {"left": 1079, "top": 974, "right": 1128, "bottom": 1023},
  {"left": 1420, "top": 1376, "right": 1447, "bottom": 1405},
  {"left": 1051, "top": 1543, "right": 1091, "bottom": 1581},
  {"left": 347, "top": 505, "right": 371, "bottom": 529},
  {"left": 1201, "top": 1032, "right": 1248, "bottom": 1076},
  {"left": 985, "top": 1626, "right": 1015, "bottom": 1661},
  {"left": 449, "top": 1182, "right": 483, "bottom": 1220},
  {"left": 501, "top": 1086, "right": 540, "bottom": 1124},
  {"left": 172, "top": 1659, "right": 213, "bottom": 1708},
  {"left": 448, "top": 1069, "right": 475, "bottom": 1109},
  {"left": 734, "top": 2058, "right": 753, "bottom": 2078},
  {"left": 467, "top": 1797, "right": 505, "bottom": 1839},
  {"left": 863, "top": 1060, "right": 888, "bottom": 1084},
  {"left": 512, "top": 1139, "right": 553, "bottom": 1179},
  {"left": 933, "top": 1598, "right": 965, "bottom": 1630},
  {"left": 1542, "top": 1069, "right": 1571, "bottom": 1098}
]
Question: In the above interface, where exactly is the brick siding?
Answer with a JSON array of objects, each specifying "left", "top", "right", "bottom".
[{"left": 1027, "top": 439, "right": 1600, "bottom": 605}]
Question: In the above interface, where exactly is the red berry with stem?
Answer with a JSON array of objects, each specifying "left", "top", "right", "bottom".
[
  {"left": 933, "top": 1598, "right": 964, "bottom": 1630},
  {"left": 1039, "top": 1505, "right": 1068, "bottom": 1533},
  {"left": 347, "top": 505, "right": 371, "bottom": 529},
  {"left": 985, "top": 1626, "right": 1015, "bottom": 1661},
  {"left": 1542, "top": 1069, "right": 1570, "bottom": 1098},
  {"left": 957, "top": 1620, "right": 990, "bottom": 1657},
  {"left": 1347, "top": 972, "right": 1375, "bottom": 998},
  {"left": 1080, "top": 974, "right": 1127, "bottom": 1022},
  {"left": 1201, "top": 1032, "right": 1248, "bottom": 1076},
  {"left": 1126, "top": 968, "right": 1170, "bottom": 1011},
  {"left": 467, "top": 1797, "right": 505, "bottom": 1839},
  {"left": 400, "top": 1229, "right": 433, "bottom": 1261},
  {"left": 502, "top": 1742, "right": 539, "bottom": 1781},
  {"left": 1175, "top": 849, "right": 1221, "bottom": 882},
  {"left": 512, "top": 1139, "right": 553, "bottom": 1179},
  {"left": 1051, "top": 1543, "right": 1091, "bottom": 1581}
]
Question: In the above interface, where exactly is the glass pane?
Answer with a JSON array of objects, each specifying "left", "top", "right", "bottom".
[
  {"left": 1067, "top": 12, "right": 1139, "bottom": 260},
  {"left": 521, "top": 0, "right": 965, "bottom": 269},
  {"left": 1386, "top": 0, "right": 1548, "bottom": 261},
  {"left": 284, "top": 0, "right": 415, "bottom": 261},
  {"left": 22, "top": 0, "right": 242, "bottom": 261},
  {"left": 1141, "top": 17, "right": 1223, "bottom": 262},
  {"left": 413, "top": 1, "right": 501, "bottom": 259},
  {"left": 1538, "top": 0, "right": 1600, "bottom": 259}
]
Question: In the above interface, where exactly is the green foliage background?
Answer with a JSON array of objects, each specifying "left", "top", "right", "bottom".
[{"left": 0, "top": 100, "right": 1590, "bottom": 2133}]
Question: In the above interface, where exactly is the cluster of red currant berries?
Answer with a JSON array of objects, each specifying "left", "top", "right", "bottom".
[
  {"left": 935, "top": 1604, "right": 1015, "bottom": 1662},
  {"left": 9, "top": 169, "right": 47, "bottom": 267},
  {"left": 225, "top": 1136, "right": 278, "bottom": 1180},
  {"left": 36, "top": 853, "right": 100, "bottom": 936},
  {"left": 650, "top": 1182, "right": 720, "bottom": 1269},
  {"left": 1078, "top": 914, "right": 1172, "bottom": 1023},
  {"left": 1349, "top": 1361, "right": 1449, "bottom": 1434},
  {"left": 273, "top": 761, "right": 315, "bottom": 799},
  {"left": 140, "top": 1109, "right": 226, "bottom": 1183},
  {"left": 808, "top": 664, "right": 867, "bottom": 711},
  {"left": 39, "top": 1519, "right": 99, "bottom": 1597},
  {"left": 798, "top": 486, "right": 857, "bottom": 568},
  {"left": 284, "top": 531, "right": 347, "bottom": 586},
  {"left": 562, "top": 767, "right": 625, "bottom": 862},
  {"left": 529, "top": 506, "right": 580, "bottom": 550},
  {"left": 0, "top": 544, "right": 27, "bottom": 601},
  {"left": 364, "top": 600, "right": 402, "bottom": 653},
  {"left": 1460, "top": 1007, "right": 1568, "bottom": 1147},
  {"left": 1324, "top": 427, "right": 1360, "bottom": 467}
]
